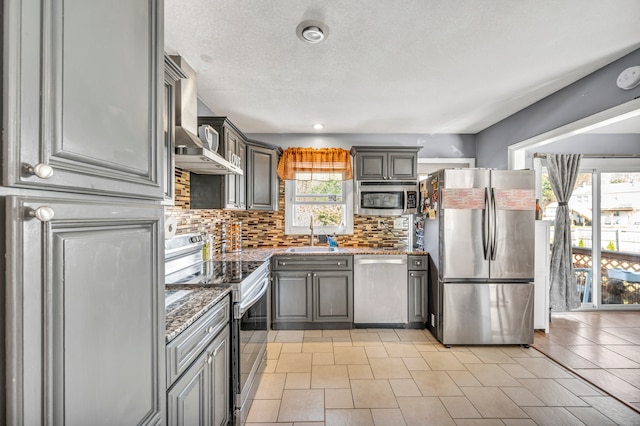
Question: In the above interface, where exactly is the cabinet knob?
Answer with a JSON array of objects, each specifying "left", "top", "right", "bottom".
[
  {"left": 337, "top": 262, "right": 342, "bottom": 266},
  {"left": 207, "top": 355, "right": 213, "bottom": 364},
  {"left": 281, "top": 262, "right": 286, "bottom": 266},
  {"left": 207, "top": 326, "right": 214, "bottom": 334},
  {"left": 410, "top": 273, "right": 414, "bottom": 277},
  {"left": 25, "top": 163, "right": 54, "bottom": 179},
  {"left": 29, "top": 206, "right": 55, "bottom": 222},
  {"left": 307, "top": 273, "right": 311, "bottom": 277}
]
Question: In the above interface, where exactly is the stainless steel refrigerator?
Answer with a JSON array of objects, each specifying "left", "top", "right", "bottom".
[{"left": 423, "top": 169, "right": 535, "bottom": 346}]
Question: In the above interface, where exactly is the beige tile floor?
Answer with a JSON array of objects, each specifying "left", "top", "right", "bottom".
[
  {"left": 533, "top": 310, "right": 640, "bottom": 415},
  {"left": 246, "top": 328, "right": 640, "bottom": 425}
]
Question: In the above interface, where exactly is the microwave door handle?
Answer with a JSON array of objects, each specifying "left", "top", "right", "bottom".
[{"left": 404, "top": 188, "right": 408, "bottom": 211}]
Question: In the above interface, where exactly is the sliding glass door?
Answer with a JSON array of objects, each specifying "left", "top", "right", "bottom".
[{"left": 541, "top": 159, "right": 640, "bottom": 309}]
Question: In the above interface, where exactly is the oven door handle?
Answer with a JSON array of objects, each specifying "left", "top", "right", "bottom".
[{"left": 235, "top": 276, "right": 269, "bottom": 319}]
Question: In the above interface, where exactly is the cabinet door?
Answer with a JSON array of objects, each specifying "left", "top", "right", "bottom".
[
  {"left": 167, "top": 350, "right": 210, "bottom": 426},
  {"left": 224, "top": 130, "right": 240, "bottom": 208},
  {"left": 356, "top": 152, "right": 387, "bottom": 180},
  {"left": 210, "top": 326, "right": 231, "bottom": 426},
  {"left": 388, "top": 152, "right": 418, "bottom": 180},
  {"left": 6, "top": 196, "right": 164, "bottom": 425},
  {"left": 247, "top": 145, "right": 278, "bottom": 211},
  {"left": 4, "top": 0, "right": 164, "bottom": 199},
  {"left": 408, "top": 270, "right": 428, "bottom": 323},
  {"left": 313, "top": 271, "right": 353, "bottom": 322},
  {"left": 272, "top": 272, "right": 313, "bottom": 322},
  {"left": 236, "top": 139, "right": 247, "bottom": 209}
]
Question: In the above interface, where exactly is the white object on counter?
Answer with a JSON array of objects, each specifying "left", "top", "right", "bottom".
[{"left": 165, "top": 216, "right": 177, "bottom": 240}]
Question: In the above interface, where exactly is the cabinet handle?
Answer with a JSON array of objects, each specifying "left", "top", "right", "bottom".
[
  {"left": 29, "top": 206, "right": 55, "bottom": 222},
  {"left": 25, "top": 163, "right": 54, "bottom": 179}
]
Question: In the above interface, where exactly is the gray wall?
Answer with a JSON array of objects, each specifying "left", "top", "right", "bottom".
[
  {"left": 476, "top": 48, "right": 640, "bottom": 169},
  {"left": 245, "top": 133, "right": 476, "bottom": 159}
]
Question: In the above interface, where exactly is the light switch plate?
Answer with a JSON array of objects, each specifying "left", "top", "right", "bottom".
[{"left": 393, "top": 217, "right": 407, "bottom": 229}]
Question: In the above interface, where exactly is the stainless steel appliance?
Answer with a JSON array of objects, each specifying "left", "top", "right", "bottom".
[
  {"left": 165, "top": 234, "right": 270, "bottom": 425},
  {"left": 353, "top": 255, "right": 408, "bottom": 326},
  {"left": 355, "top": 181, "right": 418, "bottom": 216},
  {"left": 423, "top": 169, "right": 535, "bottom": 346}
]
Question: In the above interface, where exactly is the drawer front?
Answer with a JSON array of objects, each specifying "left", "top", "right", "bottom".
[
  {"left": 273, "top": 255, "right": 352, "bottom": 271},
  {"left": 408, "top": 255, "right": 428, "bottom": 270},
  {"left": 166, "top": 295, "right": 230, "bottom": 387}
]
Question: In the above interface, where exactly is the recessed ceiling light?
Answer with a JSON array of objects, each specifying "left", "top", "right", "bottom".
[
  {"left": 313, "top": 123, "right": 324, "bottom": 130},
  {"left": 296, "top": 20, "right": 329, "bottom": 44},
  {"left": 302, "top": 26, "right": 324, "bottom": 43}
]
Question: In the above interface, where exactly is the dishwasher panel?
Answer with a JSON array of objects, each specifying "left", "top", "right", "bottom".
[{"left": 353, "top": 255, "right": 408, "bottom": 325}]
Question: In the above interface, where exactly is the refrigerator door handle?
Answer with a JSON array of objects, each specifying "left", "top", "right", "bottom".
[
  {"left": 482, "top": 187, "right": 489, "bottom": 260},
  {"left": 490, "top": 187, "right": 497, "bottom": 260}
]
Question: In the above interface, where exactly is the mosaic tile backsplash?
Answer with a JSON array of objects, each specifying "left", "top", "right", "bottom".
[{"left": 166, "top": 168, "right": 410, "bottom": 253}]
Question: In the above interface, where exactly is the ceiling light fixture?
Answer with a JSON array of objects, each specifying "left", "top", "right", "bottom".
[
  {"left": 313, "top": 123, "right": 324, "bottom": 130},
  {"left": 297, "top": 20, "right": 329, "bottom": 44},
  {"left": 302, "top": 26, "right": 324, "bottom": 43}
]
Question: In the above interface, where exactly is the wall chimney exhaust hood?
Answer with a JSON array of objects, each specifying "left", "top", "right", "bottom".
[{"left": 170, "top": 55, "right": 242, "bottom": 175}]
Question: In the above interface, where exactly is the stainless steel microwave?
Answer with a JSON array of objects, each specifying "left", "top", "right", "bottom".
[{"left": 355, "top": 181, "right": 418, "bottom": 216}]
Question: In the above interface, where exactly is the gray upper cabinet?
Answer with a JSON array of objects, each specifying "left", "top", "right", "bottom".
[
  {"left": 3, "top": 0, "right": 164, "bottom": 199},
  {"left": 163, "top": 55, "right": 188, "bottom": 205},
  {"left": 5, "top": 196, "right": 165, "bottom": 425},
  {"left": 351, "top": 146, "right": 420, "bottom": 181},
  {"left": 246, "top": 142, "right": 279, "bottom": 211},
  {"left": 191, "top": 118, "right": 280, "bottom": 211}
]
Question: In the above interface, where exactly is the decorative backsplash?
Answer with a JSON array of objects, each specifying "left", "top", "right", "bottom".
[{"left": 166, "top": 168, "right": 410, "bottom": 253}]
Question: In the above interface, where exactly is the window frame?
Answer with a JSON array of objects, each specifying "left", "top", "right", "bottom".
[{"left": 284, "top": 177, "right": 354, "bottom": 236}]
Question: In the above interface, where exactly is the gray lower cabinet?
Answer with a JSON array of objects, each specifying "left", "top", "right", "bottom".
[
  {"left": 5, "top": 196, "right": 165, "bottom": 425},
  {"left": 167, "top": 296, "right": 231, "bottom": 426},
  {"left": 407, "top": 255, "right": 428, "bottom": 327},
  {"left": 272, "top": 256, "right": 353, "bottom": 328}
]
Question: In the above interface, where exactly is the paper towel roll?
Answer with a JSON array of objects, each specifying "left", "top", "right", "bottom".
[{"left": 165, "top": 216, "right": 177, "bottom": 240}]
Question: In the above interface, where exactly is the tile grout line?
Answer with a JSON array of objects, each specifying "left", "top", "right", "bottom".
[{"left": 530, "top": 343, "right": 640, "bottom": 415}]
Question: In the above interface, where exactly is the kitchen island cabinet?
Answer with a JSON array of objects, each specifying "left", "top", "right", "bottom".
[{"left": 272, "top": 256, "right": 353, "bottom": 329}]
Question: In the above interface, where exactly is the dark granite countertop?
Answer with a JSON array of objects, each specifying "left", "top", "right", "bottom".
[
  {"left": 165, "top": 284, "right": 232, "bottom": 343},
  {"left": 165, "top": 247, "right": 428, "bottom": 343}
]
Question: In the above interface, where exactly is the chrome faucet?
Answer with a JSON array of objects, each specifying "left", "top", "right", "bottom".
[{"left": 309, "top": 213, "right": 315, "bottom": 246}]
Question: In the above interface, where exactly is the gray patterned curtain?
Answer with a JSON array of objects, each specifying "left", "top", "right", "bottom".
[{"left": 548, "top": 153, "right": 582, "bottom": 311}]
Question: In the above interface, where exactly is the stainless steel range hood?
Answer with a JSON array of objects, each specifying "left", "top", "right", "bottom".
[{"left": 171, "top": 55, "right": 242, "bottom": 175}]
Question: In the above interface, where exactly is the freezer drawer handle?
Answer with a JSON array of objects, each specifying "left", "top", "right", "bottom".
[{"left": 355, "top": 258, "right": 407, "bottom": 265}]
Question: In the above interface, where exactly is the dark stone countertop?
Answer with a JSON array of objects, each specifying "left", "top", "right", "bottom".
[
  {"left": 165, "top": 284, "right": 232, "bottom": 343},
  {"left": 165, "top": 247, "right": 428, "bottom": 343}
]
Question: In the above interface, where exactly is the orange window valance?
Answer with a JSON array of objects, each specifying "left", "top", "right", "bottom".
[{"left": 277, "top": 148, "right": 353, "bottom": 181}]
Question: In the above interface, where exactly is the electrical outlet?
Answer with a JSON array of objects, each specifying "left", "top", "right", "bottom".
[{"left": 378, "top": 220, "right": 384, "bottom": 228}]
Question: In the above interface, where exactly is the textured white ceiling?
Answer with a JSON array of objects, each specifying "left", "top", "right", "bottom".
[{"left": 164, "top": 0, "right": 640, "bottom": 134}]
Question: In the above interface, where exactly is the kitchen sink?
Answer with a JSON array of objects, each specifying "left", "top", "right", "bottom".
[{"left": 285, "top": 246, "right": 341, "bottom": 253}]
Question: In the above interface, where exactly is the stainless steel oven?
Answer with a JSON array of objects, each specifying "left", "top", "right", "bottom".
[
  {"left": 164, "top": 233, "right": 270, "bottom": 425},
  {"left": 355, "top": 181, "right": 418, "bottom": 216},
  {"left": 232, "top": 265, "right": 269, "bottom": 425}
]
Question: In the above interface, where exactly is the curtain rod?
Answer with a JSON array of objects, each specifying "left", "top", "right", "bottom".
[{"left": 533, "top": 153, "right": 640, "bottom": 159}]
